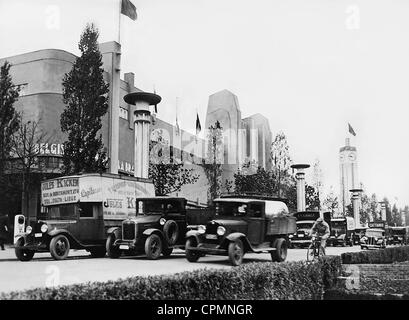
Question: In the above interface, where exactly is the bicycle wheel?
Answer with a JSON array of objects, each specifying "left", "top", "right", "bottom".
[{"left": 306, "top": 244, "right": 315, "bottom": 261}]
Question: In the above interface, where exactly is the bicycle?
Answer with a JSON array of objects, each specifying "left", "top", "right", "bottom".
[{"left": 307, "top": 234, "right": 326, "bottom": 261}]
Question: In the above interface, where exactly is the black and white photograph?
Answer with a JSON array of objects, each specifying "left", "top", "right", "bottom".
[{"left": 0, "top": 0, "right": 409, "bottom": 310}]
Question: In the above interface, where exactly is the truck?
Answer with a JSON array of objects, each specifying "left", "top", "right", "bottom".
[
  {"left": 184, "top": 194, "right": 296, "bottom": 266},
  {"left": 386, "top": 226, "right": 408, "bottom": 245},
  {"left": 106, "top": 197, "right": 214, "bottom": 259},
  {"left": 327, "top": 217, "right": 355, "bottom": 247},
  {"left": 14, "top": 173, "right": 155, "bottom": 261},
  {"left": 289, "top": 211, "right": 331, "bottom": 248}
]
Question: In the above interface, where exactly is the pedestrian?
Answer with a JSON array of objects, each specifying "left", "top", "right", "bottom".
[{"left": 0, "top": 214, "right": 9, "bottom": 250}]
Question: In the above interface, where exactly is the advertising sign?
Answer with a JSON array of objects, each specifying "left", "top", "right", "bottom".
[
  {"left": 368, "top": 221, "right": 386, "bottom": 229},
  {"left": 41, "top": 175, "right": 155, "bottom": 220}
]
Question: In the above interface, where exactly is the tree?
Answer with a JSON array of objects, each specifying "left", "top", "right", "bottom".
[
  {"left": 60, "top": 23, "right": 109, "bottom": 174},
  {"left": 9, "top": 118, "right": 49, "bottom": 217},
  {"left": 404, "top": 206, "right": 409, "bottom": 226},
  {"left": 270, "top": 131, "right": 292, "bottom": 197},
  {"left": 305, "top": 184, "right": 320, "bottom": 211},
  {"left": 203, "top": 121, "right": 223, "bottom": 205},
  {"left": 391, "top": 203, "right": 402, "bottom": 226},
  {"left": 148, "top": 136, "right": 199, "bottom": 196},
  {"left": 233, "top": 166, "right": 276, "bottom": 196},
  {"left": 312, "top": 158, "right": 323, "bottom": 209},
  {"left": 0, "top": 61, "right": 20, "bottom": 175},
  {"left": 383, "top": 197, "right": 392, "bottom": 224},
  {"left": 322, "top": 187, "right": 339, "bottom": 216}
]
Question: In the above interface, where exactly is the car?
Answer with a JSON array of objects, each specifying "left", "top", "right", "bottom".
[
  {"left": 386, "top": 226, "right": 408, "bottom": 245},
  {"left": 353, "top": 227, "right": 367, "bottom": 245},
  {"left": 184, "top": 194, "right": 296, "bottom": 266},
  {"left": 106, "top": 197, "right": 213, "bottom": 259},
  {"left": 360, "top": 228, "right": 386, "bottom": 250}
]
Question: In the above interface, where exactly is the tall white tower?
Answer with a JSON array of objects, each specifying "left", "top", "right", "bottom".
[{"left": 339, "top": 138, "right": 359, "bottom": 213}]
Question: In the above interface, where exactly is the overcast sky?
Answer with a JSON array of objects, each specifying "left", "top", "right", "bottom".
[{"left": 1, "top": 0, "right": 408, "bottom": 208}]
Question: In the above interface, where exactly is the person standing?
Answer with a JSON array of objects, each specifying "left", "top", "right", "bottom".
[{"left": 0, "top": 214, "right": 9, "bottom": 250}]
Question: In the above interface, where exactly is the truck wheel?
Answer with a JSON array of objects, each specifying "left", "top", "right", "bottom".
[
  {"left": 49, "top": 235, "right": 70, "bottom": 260},
  {"left": 89, "top": 247, "right": 106, "bottom": 258},
  {"left": 162, "top": 247, "right": 173, "bottom": 257},
  {"left": 271, "top": 238, "right": 287, "bottom": 262},
  {"left": 185, "top": 238, "right": 200, "bottom": 262},
  {"left": 106, "top": 234, "right": 121, "bottom": 259},
  {"left": 145, "top": 234, "right": 162, "bottom": 260},
  {"left": 15, "top": 238, "right": 35, "bottom": 262},
  {"left": 228, "top": 239, "right": 244, "bottom": 266},
  {"left": 163, "top": 220, "right": 179, "bottom": 246}
]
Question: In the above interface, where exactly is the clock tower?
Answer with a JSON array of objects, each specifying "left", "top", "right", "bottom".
[{"left": 339, "top": 138, "right": 359, "bottom": 213}]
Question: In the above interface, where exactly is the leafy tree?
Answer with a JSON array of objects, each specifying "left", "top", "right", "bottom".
[
  {"left": 383, "top": 197, "right": 392, "bottom": 224},
  {"left": 359, "top": 192, "right": 372, "bottom": 225},
  {"left": 403, "top": 206, "right": 409, "bottom": 226},
  {"left": 305, "top": 184, "right": 320, "bottom": 211},
  {"left": 391, "top": 203, "right": 402, "bottom": 226},
  {"left": 285, "top": 182, "right": 320, "bottom": 213},
  {"left": 148, "top": 136, "right": 199, "bottom": 196},
  {"left": 322, "top": 187, "right": 339, "bottom": 216},
  {"left": 203, "top": 121, "right": 223, "bottom": 205},
  {"left": 0, "top": 61, "right": 20, "bottom": 175},
  {"left": 270, "top": 131, "right": 292, "bottom": 197},
  {"left": 233, "top": 166, "right": 276, "bottom": 196},
  {"left": 60, "top": 23, "right": 109, "bottom": 174}
]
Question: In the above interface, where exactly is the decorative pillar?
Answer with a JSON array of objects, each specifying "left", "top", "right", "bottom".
[
  {"left": 350, "top": 188, "right": 363, "bottom": 228},
  {"left": 291, "top": 164, "right": 310, "bottom": 212},
  {"left": 123, "top": 92, "right": 161, "bottom": 179}
]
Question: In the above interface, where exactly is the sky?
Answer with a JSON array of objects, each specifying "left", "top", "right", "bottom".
[{"left": 0, "top": 0, "right": 408, "bottom": 208}]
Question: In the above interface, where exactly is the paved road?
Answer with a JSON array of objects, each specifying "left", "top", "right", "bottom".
[{"left": 0, "top": 245, "right": 362, "bottom": 294}]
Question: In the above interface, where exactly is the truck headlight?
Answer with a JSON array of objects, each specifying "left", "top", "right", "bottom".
[
  {"left": 289, "top": 234, "right": 293, "bottom": 239},
  {"left": 159, "top": 218, "right": 166, "bottom": 226},
  {"left": 41, "top": 224, "right": 48, "bottom": 233},
  {"left": 198, "top": 225, "right": 206, "bottom": 234},
  {"left": 217, "top": 226, "right": 226, "bottom": 236},
  {"left": 26, "top": 226, "right": 32, "bottom": 234}
]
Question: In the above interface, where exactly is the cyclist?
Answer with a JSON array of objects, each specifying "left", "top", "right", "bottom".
[{"left": 309, "top": 217, "right": 330, "bottom": 254}]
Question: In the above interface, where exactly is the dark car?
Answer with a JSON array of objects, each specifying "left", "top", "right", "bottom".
[
  {"left": 387, "top": 227, "right": 408, "bottom": 245},
  {"left": 106, "top": 197, "right": 212, "bottom": 259},
  {"left": 184, "top": 195, "right": 296, "bottom": 266},
  {"left": 360, "top": 228, "right": 386, "bottom": 250}
]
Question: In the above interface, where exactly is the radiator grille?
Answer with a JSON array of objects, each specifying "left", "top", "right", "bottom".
[{"left": 123, "top": 221, "right": 136, "bottom": 240}]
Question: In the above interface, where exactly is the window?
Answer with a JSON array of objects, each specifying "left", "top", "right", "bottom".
[
  {"left": 250, "top": 203, "right": 263, "bottom": 217},
  {"left": 79, "top": 203, "right": 94, "bottom": 218},
  {"left": 119, "top": 106, "right": 129, "bottom": 120}
]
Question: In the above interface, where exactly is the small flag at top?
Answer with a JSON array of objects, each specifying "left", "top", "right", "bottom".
[
  {"left": 196, "top": 113, "right": 201, "bottom": 135},
  {"left": 121, "top": 0, "right": 137, "bottom": 21},
  {"left": 348, "top": 123, "right": 356, "bottom": 136}
]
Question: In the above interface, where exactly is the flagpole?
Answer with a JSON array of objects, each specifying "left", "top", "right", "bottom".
[{"left": 118, "top": 0, "right": 122, "bottom": 43}]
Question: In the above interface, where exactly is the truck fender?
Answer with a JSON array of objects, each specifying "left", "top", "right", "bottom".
[
  {"left": 143, "top": 228, "right": 163, "bottom": 240},
  {"left": 47, "top": 229, "right": 81, "bottom": 248},
  {"left": 107, "top": 227, "right": 121, "bottom": 238},
  {"left": 225, "top": 232, "right": 252, "bottom": 252},
  {"left": 186, "top": 229, "right": 200, "bottom": 239}
]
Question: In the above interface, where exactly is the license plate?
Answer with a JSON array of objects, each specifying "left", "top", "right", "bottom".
[
  {"left": 119, "top": 245, "right": 129, "bottom": 250},
  {"left": 298, "top": 234, "right": 304, "bottom": 238},
  {"left": 205, "top": 234, "right": 218, "bottom": 240},
  {"left": 34, "top": 233, "right": 42, "bottom": 238}
]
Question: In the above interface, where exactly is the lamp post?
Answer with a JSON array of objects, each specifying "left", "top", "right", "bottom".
[{"left": 291, "top": 164, "right": 310, "bottom": 212}]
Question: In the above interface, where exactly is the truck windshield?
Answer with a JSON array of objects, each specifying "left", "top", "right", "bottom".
[
  {"left": 138, "top": 200, "right": 164, "bottom": 215},
  {"left": 331, "top": 221, "right": 346, "bottom": 233},
  {"left": 215, "top": 202, "right": 248, "bottom": 217},
  {"left": 47, "top": 204, "right": 78, "bottom": 220},
  {"left": 392, "top": 229, "right": 405, "bottom": 235},
  {"left": 297, "top": 223, "right": 312, "bottom": 230}
]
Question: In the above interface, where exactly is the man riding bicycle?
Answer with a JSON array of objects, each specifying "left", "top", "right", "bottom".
[{"left": 309, "top": 217, "right": 330, "bottom": 254}]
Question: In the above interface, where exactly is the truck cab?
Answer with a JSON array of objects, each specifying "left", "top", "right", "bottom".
[
  {"left": 106, "top": 197, "right": 213, "bottom": 259},
  {"left": 328, "top": 217, "right": 355, "bottom": 247},
  {"left": 14, "top": 174, "right": 155, "bottom": 261},
  {"left": 185, "top": 194, "right": 296, "bottom": 266}
]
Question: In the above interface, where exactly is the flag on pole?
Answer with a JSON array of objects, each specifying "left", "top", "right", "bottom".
[
  {"left": 121, "top": 0, "right": 137, "bottom": 20},
  {"left": 153, "top": 86, "right": 158, "bottom": 114},
  {"left": 348, "top": 123, "right": 356, "bottom": 136},
  {"left": 196, "top": 113, "right": 201, "bottom": 135}
]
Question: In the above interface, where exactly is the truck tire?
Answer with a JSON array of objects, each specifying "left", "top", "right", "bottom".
[
  {"left": 145, "top": 234, "right": 162, "bottom": 260},
  {"left": 185, "top": 238, "right": 200, "bottom": 262},
  {"left": 271, "top": 238, "right": 287, "bottom": 262},
  {"left": 228, "top": 239, "right": 244, "bottom": 266},
  {"left": 89, "top": 246, "right": 106, "bottom": 258},
  {"left": 106, "top": 234, "right": 121, "bottom": 259},
  {"left": 49, "top": 235, "right": 70, "bottom": 260},
  {"left": 163, "top": 220, "right": 179, "bottom": 246},
  {"left": 15, "top": 238, "right": 35, "bottom": 262}
]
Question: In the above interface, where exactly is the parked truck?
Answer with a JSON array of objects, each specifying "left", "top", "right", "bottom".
[{"left": 14, "top": 173, "right": 155, "bottom": 261}]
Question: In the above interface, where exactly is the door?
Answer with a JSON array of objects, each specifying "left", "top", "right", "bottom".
[
  {"left": 247, "top": 203, "right": 265, "bottom": 245},
  {"left": 77, "top": 203, "right": 104, "bottom": 244}
]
